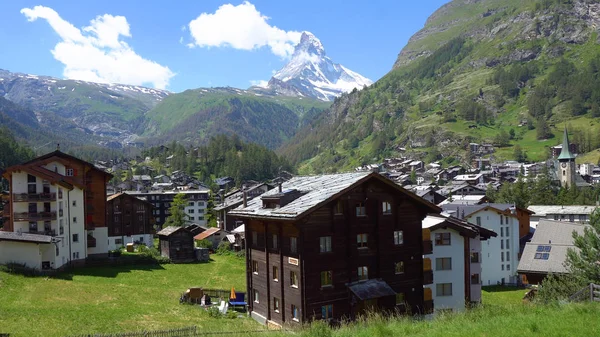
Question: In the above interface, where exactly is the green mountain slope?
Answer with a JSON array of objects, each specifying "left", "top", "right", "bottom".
[
  {"left": 144, "top": 87, "right": 330, "bottom": 149},
  {"left": 280, "top": 0, "right": 600, "bottom": 173}
]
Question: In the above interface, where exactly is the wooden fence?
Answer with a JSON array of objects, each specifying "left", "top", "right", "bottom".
[
  {"left": 569, "top": 283, "right": 600, "bottom": 302},
  {"left": 67, "top": 326, "right": 197, "bottom": 337}
]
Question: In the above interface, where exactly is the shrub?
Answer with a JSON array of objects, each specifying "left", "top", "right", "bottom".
[
  {"left": 207, "top": 306, "right": 221, "bottom": 318},
  {"left": 536, "top": 274, "right": 587, "bottom": 303},
  {"left": 215, "top": 241, "right": 232, "bottom": 256},
  {"left": 197, "top": 239, "right": 213, "bottom": 249}
]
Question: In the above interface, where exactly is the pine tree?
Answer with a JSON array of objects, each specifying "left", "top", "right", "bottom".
[
  {"left": 565, "top": 208, "right": 600, "bottom": 283},
  {"left": 164, "top": 193, "right": 188, "bottom": 227}
]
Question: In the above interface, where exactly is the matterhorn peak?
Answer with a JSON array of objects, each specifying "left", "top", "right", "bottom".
[
  {"left": 253, "top": 32, "right": 373, "bottom": 101},
  {"left": 293, "top": 31, "right": 325, "bottom": 57}
]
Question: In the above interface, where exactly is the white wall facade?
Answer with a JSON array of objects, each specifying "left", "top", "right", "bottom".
[
  {"left": 429, "top": 229, "right": 466, "bottom": 312},
  {"left": 107, "top": 234, "right": 154, "bottom": 251},
  {"left": 0, "top": 241, "right": 43, "bottom": 269},
  {"left": 467, "top": 210, "right": 519, "bottom": 285},
  {"left": 87, "top": 227, "right": 109, "bottom": 256},
  {"left": 185, "top": 200, "right": 207, "bottom": 226}
]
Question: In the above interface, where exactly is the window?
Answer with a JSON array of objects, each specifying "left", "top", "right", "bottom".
[
  {"left": 66, "top": 168, "right": 74, "bottom": 176},
  {"left": 476, "top": 216, "right": 481, "bottom": 226},
  {"left": 501, "top": 264, "right": 504, "bottom": 270},
  {"left": 382, "top": 201, "right": 392, "bottom": 214},
  {"left": 273, "top": 297, "right": 280, "bottom": 313},
  {"left": 72, "top": 200, "right": 77, "bottom": 207},
  {"left": 188, "top": 201, "right": 195, "bottom": 206},
  {"left": 436, "top": 257, "right": 452, "bottom": 271},
  {"left": 188, "top": 209, "right": 195, "bottom": 214},
  {"left": 28, "top": 174, "right": 37, "bottom": 183},
  {"left": 470, "top": 252, "right": 480, "bottom": 263},
  {"left": 501, "top": 227, "right": 504, "bottom": 237},
  {"left": 72, "top": 234, "right": 79, "bottom": 242},
  {"left": 357, "top": 234, "right": 368, "bottom": 248},
  {"left": 393, "top": 231, "right": 404, "bottom": 245},
  {"left": 334, "top": 200, "right": 343, "bottom": 214},
  {"left": 320, "top": 236, "right": 332, "bottom": 253},
  {"left": 56, "top": 246, "right": 59, "bottom": 256},
  {"left": 253, "top": 289, "right": 259, "bottom": 303},
  {"left": 435, "top": 233, "right": 451, "bottom": 246},
  {"left": 506, "top": 240, "right": 510, "bottom": 250},
  {"left": 321, "top": 271, "right": 333, "bottom": 287},
  {"left": 501, "top": 252, "right": 504, "bottom": 262},
  {"left": 73, "top": 217, "right": 77, "bottom": 223},
  {"left": 252, "top": 260, "right": 258, "bottom": 274},
  {"left": 73, "top": 252, "right": 79, "bottom": 259},
  {"left": 471, "top": 274, "right": 480, "bottom": 285},
  {"left": 436, "top": 283, "right": 452, "bottom": 296},
  {"left": 356, "top": 202, "right": 366, "bottom": 216},
  {"left": 115, "top": 238, "right": 123, "bottom": 245},
  {"left": 29, "top": 222, "right": 38, "bottom": 232},
  {"left": 273, "top": 266, "right": 279, "bottom": 282},
  {"left": 395, "top": 293, "right": 405, "bottom": 305},
  {"left": 321, "top": 304, "right": 333, "bottom": 319},
  {"left": 291, "top": 304, "right": 299, "bottom": 321},
  {"left": 506, "top": 227, "right": 509, "bottom": 236},
  {"left": 506, "top": 251, "right": 510, "bottom": 261},
  {"left": 501, "top": 240, "right": 504, "bottom": 249},
  {"left": 507, "top": 264, "right": 510, "bottom": 270},
  {"left": 189, "top": 217, "right": 195, "bottom": 221},
  {"left": 579, "top": 214, "right": 587, "bottom": 221},
  {"left": 358, "top": 266, "right": 368, "bottom": 281},
  {"left": 252, "top": 231, "right": 258, "bottom": 246},
  {"left": 395, "top": 261, "right": 404, "bottom": 274},
  {"left": 290, "top": 271, "right": 298, "bottom": 288},
  {"left": 500, "top": 216, "right": 503, "bottom": 225},
  {"left": 114, "top": 215, "right": 120, "bottom": 222},
  {"left": 272, "top": 234, "right": 278, "bottom": 249},
  {"left": 290, "top": 237, "right": 297, "bottom": 254}
]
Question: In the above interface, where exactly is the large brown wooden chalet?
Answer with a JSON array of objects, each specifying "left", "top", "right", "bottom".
[
  {"left": 106, "top": 192, "right": 155, "bottom": 244},
  {"left": 229, "top": 172, "right": 440, "bottom": 326}
]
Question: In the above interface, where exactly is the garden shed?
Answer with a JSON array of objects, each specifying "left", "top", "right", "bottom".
[{"left": 157, "top": 226, "right": 195, "bottom": 263}]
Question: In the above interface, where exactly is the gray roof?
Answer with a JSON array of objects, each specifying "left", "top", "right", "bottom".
[
  {"left": 517, "top": 220, "right": 587, "bottom": 275},
  {"left": 229, "top": 172, "right": 439, "bottom": 220},
  {"left": 157, "top": 226, "right": 187, "bottom": 236},
  {"left": 348, "top": 279, "right": 396, "bottom": 300},
  {"left": 0, "top": 231, "right": 53, "bottom": 243},
  {"left": 528, "top": 205, "right": 598, "bottom": 216}
]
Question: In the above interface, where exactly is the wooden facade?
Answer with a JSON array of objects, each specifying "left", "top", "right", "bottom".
[
  {"left": 106, "top": 193, "right": 155, "bottom": 239},
  {"left": 157, "top": 226, "right": 195, "bottom": 263},
  {"left": 236, "top": 173, "right": 440, "bottom": 326}
]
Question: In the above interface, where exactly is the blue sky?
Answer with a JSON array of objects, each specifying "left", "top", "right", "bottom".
[{"left": 0, "top": 1, "right": 450, "bottom": 92}]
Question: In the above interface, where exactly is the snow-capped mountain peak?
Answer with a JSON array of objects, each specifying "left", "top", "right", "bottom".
[{"left": 254, "top": 32, "right": 373, "bottom": 101}]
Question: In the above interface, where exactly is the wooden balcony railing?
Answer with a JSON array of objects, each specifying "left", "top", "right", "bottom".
[
  {"left": 422, "top": 228, "right": 433, "bottom": 255},
  {"left": 28, "top": 230, "right": 57, "bottom": 236},
  {"left": 13, "top": 211, "right": 57, "bottom": 221},
  {"left": 13, "top": 193, "right": 56, "bottom": 202},
  {"left": 423, "top": 288, "right": 434, "bottom": 314},
  {"left": 423, "top": 258, "right": 433, "bottom": 285}
]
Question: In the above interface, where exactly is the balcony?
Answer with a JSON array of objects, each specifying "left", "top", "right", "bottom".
[
  {"left": 423, "top": 258, "right": 433, "bottom": 285},
  {"left": 13, "top": 211, "right": 57, "bottom": 221},
  {"left": 13, "top": 193, "right": 56, "bottom": 202},
  {"left": 28, "top": 229, "right": 57, "bottom": 236},
  {"left": 422, "top": 228, "right": 433, "bottom": 255},
  {"left": 423, "top": 288, "right": 434, "bottom": 314}
]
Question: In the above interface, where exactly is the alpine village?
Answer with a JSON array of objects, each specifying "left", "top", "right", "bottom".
[{"left": 2, "top": 0, "right": 600, "bottom": 336}]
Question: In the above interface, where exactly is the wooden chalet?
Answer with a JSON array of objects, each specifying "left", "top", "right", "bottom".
[
  {"left": 157, "top": 226, "right": 195, "bottom": 263},
  {"left": 229, "top": 172, "right": 441, "bottom": 326},
  {"left": 106, "top": 193, "right": 155, "bottom": 247}
]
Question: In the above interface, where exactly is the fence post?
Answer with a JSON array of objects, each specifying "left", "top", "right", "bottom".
[{"left": 590, "top": 283, "right": 594, "bottom": 302}]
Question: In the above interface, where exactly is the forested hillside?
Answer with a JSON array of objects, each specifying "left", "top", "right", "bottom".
[{"left": 279, "top": 0, "right": 600, "bottom": 173}]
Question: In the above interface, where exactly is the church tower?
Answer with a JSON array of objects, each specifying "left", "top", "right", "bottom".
[{"left": 557, "top": 127, "right": 576, "bottom": 188}]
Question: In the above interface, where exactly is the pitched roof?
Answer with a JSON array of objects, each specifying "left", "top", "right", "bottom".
[
  {"left": 423, "top": 214, "right": 497, "bottom": 239},
  {"left": 528, "top": 205, "right": 597, "bottom": 216},
  {"left": 21, "top": 150, "right": 112, "bottom": 178},
  {"left": 557, "top": 127, "right": 576, "bottom": 160},
  {"left": 106, "top": 192, "right": 153, "bottom": 206},
  {"left": 0, "top": 231, "right": 53, "bottom": 243},
  {"left": 157, "top": 226, "right": 189, "bottom": 237},
  {"left": 229, "top": 172, "right": 440, "bottom": 221},
  {"left": 193, "top": 227, "right": 220, "bottom": 241},
  {"left": 517, "top": 220, "right": 587, "bottom": 275}
]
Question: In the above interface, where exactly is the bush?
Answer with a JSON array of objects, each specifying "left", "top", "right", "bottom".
[
  {"left": 215, "top": 241, "right": 232, "bottom": 256},
  {"left": 536, "top": 274, "right": 587, "bottom": 303},
  {"left": 197, "top": 239, "right": 213, "bottom": 249},
  {"left": 136, "top": 245, "right": 170, "bottom": 264},
  {"left": 0, "top": 263, "right": 46, "bottom": 277},
  {"left": 207, "top": 306, "right": 221, "bottom": 318}
]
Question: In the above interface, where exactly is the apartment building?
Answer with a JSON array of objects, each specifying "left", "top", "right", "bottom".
[{"left": 124, "top": 189, "right": 210, "bottom": 227}]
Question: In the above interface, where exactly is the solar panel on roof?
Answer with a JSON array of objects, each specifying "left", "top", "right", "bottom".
[
  {"left": 536, "top": 245, "right": 544, "bottom": 252},
  {"left": 544, "top": 246, "right": 551, "bottom": 252},
  {"left": 541, "top": 253, "right": 550, "bottom": 260}
]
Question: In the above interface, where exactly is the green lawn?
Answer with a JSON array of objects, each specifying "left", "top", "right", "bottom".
[
  {"left": 2, "top": 258, "right": 600, "bottom": 337},
  {"left": 0, "top": 255, "right": 259, "bottom": 337}
]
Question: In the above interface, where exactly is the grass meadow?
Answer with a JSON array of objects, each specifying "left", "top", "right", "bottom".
[{"left": 1, "top": 256, "right": 600, "bottom": 337}]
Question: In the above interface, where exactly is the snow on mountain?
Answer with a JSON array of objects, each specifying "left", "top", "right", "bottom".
[{"left": 256, "top": 32, "right": 372, "bottom": 101}]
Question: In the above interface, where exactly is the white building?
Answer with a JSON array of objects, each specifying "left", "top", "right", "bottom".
[
  {"left": 442, "top": 204, "right": 520, "bottom": 285},
  {"left": 125, "top": 189, "right": 210, "bottom": 227},
  {"left": 0, "top": 150, "right": 111, "bottom": 270},
  {"left": 423, "top": 215, "right": 496, "bottom": 313},
  {"left": 528, "top": 205, "right": 597, "bottom": 227}
]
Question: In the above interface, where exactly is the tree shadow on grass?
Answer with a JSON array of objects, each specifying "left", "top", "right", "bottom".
[
  {"left": 54, "top": 262, "right": 166, "bottom": 280},
  {"left": 482, "top": 285, "right": 525, "bottom": 293}
]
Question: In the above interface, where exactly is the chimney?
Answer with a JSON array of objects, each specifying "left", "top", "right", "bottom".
[
  {"left": 278, "top": 183, "right": 282, "bottom": 193},
  {"left": 243, "top": 190, "right": 247, "bottom": 208}
]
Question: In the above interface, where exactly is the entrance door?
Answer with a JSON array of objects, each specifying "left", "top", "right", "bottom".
[{"left": 356, "top": 298, "right": 378, "bottom": 316}]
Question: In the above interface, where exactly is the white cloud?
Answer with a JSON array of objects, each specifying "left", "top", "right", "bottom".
[
  {"left": 249, "top": 79, "right": 268, "bottom": 87},
  {"left": 21, "top": 6, "right": 174, "bottom": 89},
  {"left": 187, "top": 1, "right": 301, "bottom": 58}
]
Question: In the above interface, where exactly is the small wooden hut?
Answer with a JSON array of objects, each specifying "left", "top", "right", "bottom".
[{"left": 157, "top": 226, "right": 195, "bottom": 263}]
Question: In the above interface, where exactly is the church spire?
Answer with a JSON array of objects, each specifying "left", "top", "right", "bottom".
[{"left": 557, "top": 126, "right": 575, "bottom": 160}]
